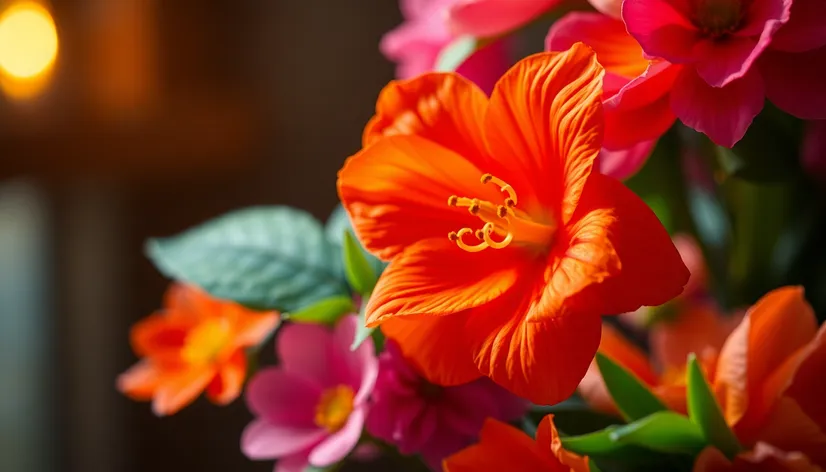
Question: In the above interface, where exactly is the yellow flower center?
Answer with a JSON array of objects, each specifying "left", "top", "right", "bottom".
[
  {"left": 181, "top": 319, "right": 232, "bottom": 365},
  {"left": 447, "top": 173, "right": 556, "bottom": 253},
  {"left": 314, "top": 385, "right": 355, "bottom": 432}
]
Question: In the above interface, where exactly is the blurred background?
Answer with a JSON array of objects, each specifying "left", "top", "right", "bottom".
[{"left": 0, "top": 1, "right": 402, "bottom": 471}]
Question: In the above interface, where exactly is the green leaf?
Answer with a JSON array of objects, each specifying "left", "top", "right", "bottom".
[
  {"left": 562, "top": 426, "right": 627, "bottom": 456},
  {"left": 589, "top": 462, "right": 604, "bottom": 472},
  {"left": 609, "top": 412, "right": 706, "bottom": 456},
  {"left": 343, "top": 230, "right": 379, "bottom": 295},
  {"left": 288, "top": 295, "right": 355, "bottom": 325},
  {"left": 686, "top": 354, "right": 741, "bottom": 459},
  {"left": 351, "top": 301, "right": 374, "bottom": 351},
  {"left": 146, "top": 206, "right": 347, "bottom": 312},
  {"left": 434, "top": 35, "right": 478, "bottom": 72},
  {"left": 325, "top": 205, "right": 385, "bottom": 278},
  {"left": 596, "top": 352, "right": 668, "bottom": 422}
]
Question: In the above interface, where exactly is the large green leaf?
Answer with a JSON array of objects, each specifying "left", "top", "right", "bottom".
[
  {"left": 686, "top": 354, "right": 741, "bottom": 459},
  {"left": 609, "top": 412, "right": 706, "bottom": 456},
  {"left": 288, "top": 295, "right": 355, "bottom": 325},
  {"left": 596, "top": 353, "right": 668, "bottom": 422},
  {"left": 146, "top": 206, "right": 348, "bottom": 312},
  {"left": 343, "top": 230, "right": 379, "bottom": 295}
]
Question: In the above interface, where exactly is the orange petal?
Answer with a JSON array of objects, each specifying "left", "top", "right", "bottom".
[
  {"left": 338, "top": 134, "right": 503, "bottom": 260},
  {"left": 363, "top": 73, "right": 495, "bottom": 173},
  {"left": 466, "top": 286, "right": 603, "bottom": 405},
  {"left": 231, "top": 309, "right": 280, "bottom": 348},
  {"left": 117, "top": 360, "right": 162, "bottom": 400},
  {"left": 151, "top": 366, "right": 215, "bottom": 416},
  {"left": 782, "top": 324, "right": 826, "bottom": 436},
  {"left": 484, "top": 44, "right": 604, "bottom": 224},
  {"left": 130, "top": 313, "right": 192, "bottom": 364},
  {"left": 567, "top": 172, "right": 689, "bottom": 316},
  {"left": 537, "top": 414, "right": 591, "bottom": 472},
  {"left": 650, "top": 302, "right": 733, "bottom": 372},
  {"left": 715, "top": 287, "right": 817, "bottom": 427},
  {"left": 163, "top": 282, "right": 215, "bottom": 316},
  {"left": 206, "top": 350, "right": 247, "bottom": 405},
  {"left": 365, "top": 238, "right": 527, "bottom": 325},
  {"left": 380, "top": 312, "right": 481, "bottom": 387},
  {"left": 443, "top": 418, "right": 560, "bottom": 472},
  {"left": 748, "top": 397, "right": 826, "bottom": 467},
  {"left": 693, "top": 447, "right": 734, "bottom": 472}
]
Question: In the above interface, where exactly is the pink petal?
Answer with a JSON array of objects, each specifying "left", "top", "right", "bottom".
[
  {"left": 671, "top": 67, "right": 765, "bottom": 147},
  {"left": 275, "top": 453, "right": 313, "bottom": 472},
  {"left": 759, "top": 46, "right": 826, "bottom": 120},
  {"left": 441, "top": 382, "right": 501, "bottom": 435},
  {"left": 379, "top": 3, "right": 451, "bottom": 79},
  {"left": 588, "top": 0, "right": 622, "bottom": 19},
  {"left": 770, "top": 0, "right": 826, "bottom": 52},
  {"left": 308, "top": 407, "right": 366, "bottom": 467},
  {"left": 599, "top": 139, "right": 657, "bottom": 180},
  {"left": 245, "top": 368, "right": 321, "bottom": 426},
  {"left": 277, "top": 322, "right": 336, "bottom": 387},
  {"left": 803, "top": 120, "right": 826, "bottom": 181},
  {"left": 694, "top": 0, "right": 790, "bottom": 87},
  {"left": 333, "top": 315, "right": 378, "bottom": 404},
  {"left": 241, "top": 419, "right": 325, "bottom": 460},
  {"left": 447, "top": 0, "right": 563, "bottom": 37},
  {"left": 623, "top": 0, "right": 701, "bottom": 63},
  {"left": 454, "top": 38, "right": 512, "bottom": 96}
]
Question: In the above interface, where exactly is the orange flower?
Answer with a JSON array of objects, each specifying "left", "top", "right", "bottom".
[
  {"left": 117, "top": 283, "right": 280, "bottom": 416},
  {"left": 695, "top": 443, "right": 823, "bottom": 472},
  {"left": 338, "top": 43, "right": 689, "bottom": 404},
  {"left": 579, "top": 302, "right": 736, "bottom": 414},
  {"left": 443, "top": 415, "right": 590, "bottom": 472},
  {"left": 705, "top": 286, "right": 826, "bottom": 468}
]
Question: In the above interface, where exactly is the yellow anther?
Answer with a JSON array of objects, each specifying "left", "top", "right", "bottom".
[
  {"left": 483, "top": 174, "right": 518, "bottom": 205},
  {"left": 453, "top": 228, "right": 488, "bottom": 252},
  {"left": 447, "top": 195, "right": 459, "bottom": 206},
  {"left": 474, "top": 229, "right": 486, "bottom": 240},
  {"left": 480, "top": 173, "right": 493, "bottom": 184},
  {"left": 448, "top": 231, "right": 459, "bottom": 241},
  {"left": 497, "top": 206, "right": 509, "bottom": 218},
  {"left": 468, "top": 201, "right": 480, "bottom": 214},
  {"left": 504, "top": 198, "right": 516, "bottom": 208}
]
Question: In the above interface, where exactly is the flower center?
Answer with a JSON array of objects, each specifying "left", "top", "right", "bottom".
[
  {"left": 314, "top": 385, "right": 355, "bottom": 432},
  {"left": 181, "top": 319, "right": 231, "bottom": 365},
  {"left": 447, "top": 173, "right": 556, "bottom": 253},
  {"left": 690, "top": 0, "right": 746, "bottom": 38}
]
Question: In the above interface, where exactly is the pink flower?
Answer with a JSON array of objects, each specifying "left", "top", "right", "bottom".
[
  {"left": 366, "top": 341, "right": 527, "bottom": 470},
  {"left": 447, "top": 0, "right": 564, "bottom": 37},
  {"left": 547, "top": 12, "right": 678, "bottom": 179},
  {"left": 624, "top": 0, "right": 826, "bottom": 147},
  {"left": 241, "top": 315, "right": 378, "bottom": 472},
  {"left": 381, "top": 0, "right": 511, "bottom": 93}
]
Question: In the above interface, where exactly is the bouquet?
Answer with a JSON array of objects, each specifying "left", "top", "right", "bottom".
[{"left": 118, "top": 0, "right": 826, "bottom": 470}]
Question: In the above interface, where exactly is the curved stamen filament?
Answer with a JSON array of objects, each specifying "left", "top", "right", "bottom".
[
  {"left": 481, "top": 173, "right": 518, "bottom": 206},
  {"left": 448, "top": 228, "right": 488, "bottom": 253}
]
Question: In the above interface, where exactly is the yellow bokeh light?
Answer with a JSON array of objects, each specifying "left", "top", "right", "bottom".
[{"left": 0, "top": 1, "right": 57, "bottom": 98}]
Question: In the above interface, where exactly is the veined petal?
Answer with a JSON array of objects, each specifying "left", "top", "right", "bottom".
[
  {"left": 545, "top": 12, "right": 648, "bottom": 81},
  {"left": 770, "top": 0, "right": 826, "bottom": 52},
  {"left": 538, "top": 415, "right": 591, "bottom": 471},
  {"left": 365, "top": 239, "right": 526, "bottom": 325},
  {"left": 759, "top": 47, "right": 826, "bottom": 120},
  {"left": 623, "top": 0, "right": 701, "bottom": 63},
  {"left": 363, "top": 73, "right": 490, "bottom": 165},
  {"left": 443, "top": 418, "right": 560, "bottom": 471},
  {"left": 338, "top": 135, "right": 502, "bottom": 260},
  {"left": 568, "top": 173, "right": 689, "bottom": 316},
  {"left": 380, "top": 312, "right": 482, "bottom": 387},
  {"left": 484, "top": 45, "right": 604, "bottom": 224},
  {"left": 447, "top": 0, "right": 564, "bottom": 37},
  {"left": 466, "top": 287, "right": 603, "bottom": 405},
  {"left": 671, "top": 68, "right": 764, "bottom": 148},
  {"left": 715, "top": 286, "right": 817, "bottom": 428}
]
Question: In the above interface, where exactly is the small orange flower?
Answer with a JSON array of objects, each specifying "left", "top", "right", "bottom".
[
  {"left": 443, "top": 415, "right": 590, "bottom": 472},
  {"left": 117, "top": 283, "right": 280, "bottom": 416},
  {"left": 338, "top": 43, "right": 689, "bottom": 404}
]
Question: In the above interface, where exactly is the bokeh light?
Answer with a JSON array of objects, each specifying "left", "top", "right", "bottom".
[{"left": 0, "top": 1, "right": 58, "bottom": 98}]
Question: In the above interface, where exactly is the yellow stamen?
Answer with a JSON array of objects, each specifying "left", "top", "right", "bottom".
[
  {"left": 447, "top": 173, "right": 555, "bottom": 253},
  {"left": 314, "top": 385, "right": 355, "bottom": 432},
  {"left": 181, "top": 319, "right": 231, "bottom": 365}
]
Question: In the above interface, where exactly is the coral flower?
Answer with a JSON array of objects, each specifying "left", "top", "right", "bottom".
[
  {"left": 547, "top": 11, "right": 679, "bottom": 179},
  {"left": 241, "top": 315, "right": 378, "bottom": 472},
  {"left": 443, "top": 415, "right": 590, "bottom": 471},
  {"left": 117, "top": 283, "right": 279, "bottom": 416},
  {"left": 580, "top": 303, "right": 738, "bottom": 414},
  {"left": 381, "top": 0, "right": 511, "bottom": 93},
  {"left": 624, "top": 0, "right": 826, "bottom": 147},
  {"left": 338, "top": 43, "right": 689, "bottom": 404},
  {"left": 366, "top": 341, "right": 527, "bottom": 469}
]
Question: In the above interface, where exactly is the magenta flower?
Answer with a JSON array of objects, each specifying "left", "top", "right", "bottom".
[
  {"left": 381, "top": 0, "right": 511, "bottom": 94},
  {"left": 241, "top": 315, "right": 378, "bottom": 472},
  {"left": 446, "top": 0, "right": 564, "bottom": 37},
  {"left": 366, "top": 341, "right": 528, "bottom": 470},
  {"left": 623, "top": 0, "right": 826, "bottom": 147}
]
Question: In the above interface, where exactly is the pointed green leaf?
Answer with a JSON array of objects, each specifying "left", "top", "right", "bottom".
[
  {"left": 288, "top": 295, "right": 355, "bottom": 325},
  {"left": 596, "top": 352, "right": 668, "bottom": 422},
  {"left": 351, "top": 300, "right": 374, "bottom": 351},
  {"left": 609, "top": 412, "right": 706, "bottom": 456},
  {"left": 435, "top": 35, "right": 478, "bottom": 72},
  {"left": 343, "top": 230, "right": 379, "bottom": 295},
  {"left": 325, "top": 205, "right": 385, "bottom": 277},
  {"left": 561, "top": 427, "right": 651, "bottom": 460},
  {"left": 146, "top": 206, "right": 347, "bottom": 312},
  {"left": 686, "top": 354, "right": 742, "bottom": 459}
]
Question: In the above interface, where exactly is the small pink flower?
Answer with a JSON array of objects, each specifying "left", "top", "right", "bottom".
[
  {"left": 366, "top": 341, "right": 527, "bottom": 470},
  {"left": 380, "top": 0, "right": 512, "bottom": 94},
  {"left": 241, "top": 315, "right": 378, "bottom": 472},
  {"left": 623, "top": 0, "right": 826, "bottom": 147},
  {"left": 447, "top": 0, "right": 564, "bottom": 38}
]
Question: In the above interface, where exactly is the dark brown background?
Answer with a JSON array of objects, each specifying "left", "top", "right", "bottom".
[{"left": 0, "top": 1, "right": 402, "bottom": 471}]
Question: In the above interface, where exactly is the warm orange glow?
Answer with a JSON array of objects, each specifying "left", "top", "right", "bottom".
[{"left": 0, "top": 2, "right": 58, "bottom": 98}]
